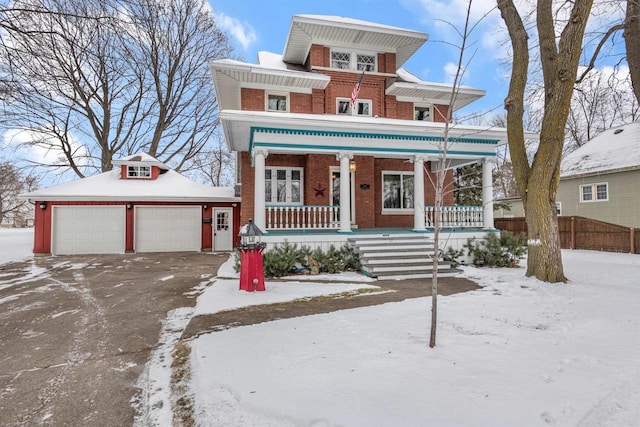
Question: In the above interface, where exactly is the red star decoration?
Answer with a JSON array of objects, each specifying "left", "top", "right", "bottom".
[{"left": 313, "top": 183, "right": 326, "bottom": 197}]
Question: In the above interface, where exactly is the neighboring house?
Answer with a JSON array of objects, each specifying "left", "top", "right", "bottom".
[
  {"left": 210, "top": 15, "right": 533, "bottom": 260},
  {"left": 20, "top": 153, "right": 240, "bottom": 255},
  {"left": 495, "top": 122, "right": 640, "bottom": 228},
  {"left": 557, "top": 122, "right": 640, "bottom": 228}
]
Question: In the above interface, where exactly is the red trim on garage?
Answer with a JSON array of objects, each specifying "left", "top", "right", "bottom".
[{"left": 32, "top": 200, "right": 240, "bottom": 255}]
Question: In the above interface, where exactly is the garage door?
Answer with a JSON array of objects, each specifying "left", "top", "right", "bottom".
[
  {"left": 135, "top": 206, "right": 201, "bottom": 252},
  {"left": 52, "top": 206, "right": 126, "bottom": 255}
]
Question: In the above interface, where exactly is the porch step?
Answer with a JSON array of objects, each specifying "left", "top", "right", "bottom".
[{"left": 348, "top": 234, "right": 459, "bottom": 280}]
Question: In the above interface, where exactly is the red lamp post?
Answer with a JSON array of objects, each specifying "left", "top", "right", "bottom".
[{"left": 237, "top": 219, "right": 266, "bottom": 292}]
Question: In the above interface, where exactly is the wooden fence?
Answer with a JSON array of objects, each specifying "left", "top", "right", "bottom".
[{"left": 495, "top": 216, "right": 639, "bottom": 254}]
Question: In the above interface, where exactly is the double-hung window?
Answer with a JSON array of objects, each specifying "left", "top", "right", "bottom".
[
  {"left": 127, "top": 165, "right": 151, "bottom": 179},
  {"left": 337, "top": 98, "right": 372, "bottom": 117},
  {"left": 267, "top": 93, "right": 288, "bottom": 112},
  {"left": 580, "top": 183, "right": 608, "bottom": 202},
  {"left": 414, "top": 105, "right": 432, "bottom": 121},
  {"left": 265, "top": 167, "right": 303, "bottom": 205},
  {"left": 382, "top": 172, "right": 414, "bottom": 211}
]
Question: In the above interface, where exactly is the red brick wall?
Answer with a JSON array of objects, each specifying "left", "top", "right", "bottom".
[
  {"left": 241, "top": 88, "right": 264, "bottom": 111},
  {"left": 385, "top": 95, "right": 398, "bottom": 119},
  {"left": 308, "top": 44, "right": 329, "bottom": 68},
  {"left": 322, "top": 72, "right": 387, "bottom": 116},
  {"left": 377, "top": 53, "right": 396, "bottom": 74},
  {"left": 396, "top": 101, "right": 414, "bottom": 120},
  {"left": 433, "top": 104, "right": 451, "bottom": 123},
  {"left": 290, "top": 92, "right": 312, "bottom": 113},
  {"left": 312, "top": 88, "right": 325, "bottom": 114},
  {"left": 305, "top": 154, "right": 338, "bottom": 207},
  {"left": 353, "top": 156, "right": 375, "bottom": 228}
]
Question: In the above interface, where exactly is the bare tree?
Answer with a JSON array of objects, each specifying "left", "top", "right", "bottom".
[
  {"left": 497, "top": 0, "right": 593, "bottom": 283},
  {"left": 183, "top": 134, "right": 234, "bottom": 186},
  {"left": 0, "top": 161, "right": 37, "bottom": 226},
  {"left": 624, "top": 0, "right": 640, "bottom": 103},
  {"left": 1, "top": 0, "right": 233, "bottom": 178}
]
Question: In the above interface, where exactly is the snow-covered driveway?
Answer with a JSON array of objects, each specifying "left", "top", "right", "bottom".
[{"left": 0, "top": 251, "right": 227, "bottom": 426}]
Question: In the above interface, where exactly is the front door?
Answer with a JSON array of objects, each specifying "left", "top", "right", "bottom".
[
  {"left": 213, "top": 208, "right": 233, "bottom": 251},
  {"left": 330, "top": 167, "right": 356, "bottom": 225}
]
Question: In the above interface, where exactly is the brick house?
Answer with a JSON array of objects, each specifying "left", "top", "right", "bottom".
[{"left": 210, "top": 15, "right": 526, "bottom": 270}]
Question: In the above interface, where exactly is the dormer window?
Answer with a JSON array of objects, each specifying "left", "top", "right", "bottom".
[
  {"left": 331, "top": 49, "right": 376, "bottom": 72},
  {"left": 267, "top": 93, "right": 288, "bottom": 112},
  {"left": 128, "top": 165, "right": 151, "bottom": 179},
  {"left": 356, "top": 54, "right": 376, "bottom": 71},
  {"left": 331, "top": 51, "right": 351, "bottom": 69}
]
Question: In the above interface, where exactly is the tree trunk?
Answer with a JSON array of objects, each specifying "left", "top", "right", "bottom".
[
  {"left": 524, "top": 185, "right": 565, "bottom": 281},
  {"left": 625, "top": 0, "right": 640, "bottom": 104}
]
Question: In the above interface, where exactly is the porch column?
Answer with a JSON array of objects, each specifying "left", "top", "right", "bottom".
[
  {"left": 337, "top": 152, "right": 353, "bottom": 233},
  {"left": 482, "top": 157, "right": 495, "bottom": 229},
  {"left": 412, "top": 155, "right": 426, "bottom": 231},
  {"left": 253, "top": 148, "right": 268, "bottom": 232}
]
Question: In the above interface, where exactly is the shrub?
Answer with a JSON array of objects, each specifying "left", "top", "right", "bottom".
[
  {"left": 235, "top": 242, "right": 361, "bottom": 278},
  {"left": 262, "top": 241, "right": 307, "bottom": 278},
  {"left": 442, "top": 246, "right": 465, "bottom": 268},
  {"left": 464, "top": 231, "right": 527, "bottom": 267}
]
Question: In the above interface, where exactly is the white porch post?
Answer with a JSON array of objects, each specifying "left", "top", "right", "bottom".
[
  {"left": 482, "top": 157, "right": 495, "bottom": 229},
  {"left": 337, "top": 152, "right": 353, "bottom": 233},
  {"left": 412, "top": 155, "right": 426, "bottom": 231},
  {"left": 253, "top": 148, "right": 268, "bottom": 232}
]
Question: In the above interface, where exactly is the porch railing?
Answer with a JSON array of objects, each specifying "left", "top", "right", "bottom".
[
  {"left": 266, "top": 205, "right": 340, "bottom": 230},
  {"left": 425, "top": 205, "right": 484, "bottom": 228}
]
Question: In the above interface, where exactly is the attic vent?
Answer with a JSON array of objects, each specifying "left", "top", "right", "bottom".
[
  {"left": 131, "top": 155, "right": 142, "bottom": 161},
  {"left": 614, "top": 129, "right": 624, "bottom": 135}
]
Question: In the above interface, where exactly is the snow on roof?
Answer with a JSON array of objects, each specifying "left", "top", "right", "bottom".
[
  {"left": 294, "top": 14, "right": 417, "bottom": 33},
  {"left": 111, "top": 152, "right": 169, "bottom": 169},
  {"left": 561, "top": 122, "right": 640, "bottom": 178},
  {"left": 20, "top": 169, "right": 238, "bottom": 202},
  {"left": 396, "top": 68, "right": 423, "bottom": 83},
  {"left": 257, "top": 51, "right": 288, "bottom": 70}
]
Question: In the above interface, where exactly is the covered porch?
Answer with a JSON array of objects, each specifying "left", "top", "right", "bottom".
[{"left": 220, "top": 110, "right": 532, "bottom": 236}]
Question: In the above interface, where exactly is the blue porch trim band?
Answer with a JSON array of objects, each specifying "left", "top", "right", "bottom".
[{"left": 250, "top": 126, "right": 500, "bottom": 145}]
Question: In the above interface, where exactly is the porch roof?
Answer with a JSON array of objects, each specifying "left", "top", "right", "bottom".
[{"left": 220, "top": 110, "right": 537, "bottom": 160}]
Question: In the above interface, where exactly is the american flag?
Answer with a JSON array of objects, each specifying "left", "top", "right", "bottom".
[{"left": 350, "top": 71, "right": 365, "bottom": 108}]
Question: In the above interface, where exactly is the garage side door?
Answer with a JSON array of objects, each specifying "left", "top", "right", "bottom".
[
  {"left": 135, "top": 206, "right": 201, "bottom": 253},
  {"left": 52, "top": 206, "right": 126, "bottom": 255}
]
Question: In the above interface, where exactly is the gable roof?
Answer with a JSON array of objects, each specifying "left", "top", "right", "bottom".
[
  {"left": 561, "top": 122, "right": 640, "bottom": 179},
  {"left": 21, "top": 154, "right": 238, "bottom": 202},
  {"left": 282, "top": 14, "right": 428, "bottom": 69}
]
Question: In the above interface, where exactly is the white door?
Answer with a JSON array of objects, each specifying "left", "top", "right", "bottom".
[
  {"left": 213, "top": 208, "right": 233, "bottom": 251},
  {"left": 135, "top": 206, "right": 201, "bottom": 252},
  {"left": 52, "top": 206, "right": 125, "bottom": 255}
]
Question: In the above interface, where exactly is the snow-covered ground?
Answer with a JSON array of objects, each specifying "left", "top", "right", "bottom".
[
  {"left": 185, "top": 251, "right": 640, "bottom": 426},
  {"left": 0, "top": 228, "right": 33, "bottom": 265}
]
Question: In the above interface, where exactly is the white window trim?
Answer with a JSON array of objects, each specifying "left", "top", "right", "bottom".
[
  {"left": 555, "top": 202, "right": 562, "bottom": 216},
  {"left": 336, "top": 97, "right": 372, "bottom": 117},
  {"left": 127, "top": 165, "right": 151, "bottom": 179},
  {"left": 266, "top": 92, "right": 289, "bottom": 113},
  {"left": 414, "top": 103, "right": 433, "bottom": 122},
  {"left": 381, "top": 170, "right": 414, "bottom": 214},
  {"left": 580, "top": 182, "right": 609, "bottom": 203},
  {"left": 265, "top": 166, "right": 304, "bottom": 205},
  {"left": 330, "top": 48, "right": 377, "bottom": 72}
]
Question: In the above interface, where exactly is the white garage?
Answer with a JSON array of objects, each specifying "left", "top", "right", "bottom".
[
  {"left": 52, "top": 206, "right": 126, "bottom": 255},
  {"left": 134, "top": 206, "right": 202, "bottom": 253}
]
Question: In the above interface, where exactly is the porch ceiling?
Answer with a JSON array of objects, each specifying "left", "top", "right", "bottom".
[{"left": 220, "top": 110, "right": 538, "bottom": 160}]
